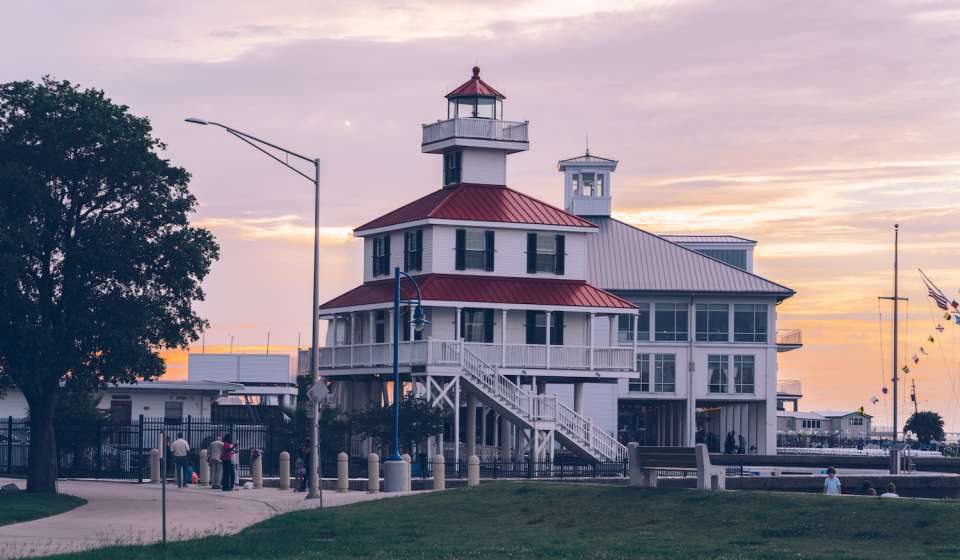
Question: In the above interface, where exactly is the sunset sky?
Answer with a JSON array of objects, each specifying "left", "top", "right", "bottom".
[{"left": 5, "top": 1, "right": 960, "bottom": 429}]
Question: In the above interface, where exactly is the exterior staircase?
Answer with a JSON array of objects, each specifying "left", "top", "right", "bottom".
[{"left": 460, "top": 347, "right": 627, "bottom": 462}]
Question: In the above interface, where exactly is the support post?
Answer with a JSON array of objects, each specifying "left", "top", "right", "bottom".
[
  {"left": 468, "top": 455, "right": 480, "bottom": 486},
  {"left": 454, "top": 377, "right": 461, "bottom": 467},
  {"left": 337, "top": 452, "right": 349, "bottom": 492},
  {"left": 279, "top": 451, "right": 290, "bottom": 490},
  {"left": 588, "top": 312, "right": 595, "bottom": 370},
  {"left": 466, "top": 394, "right": 477, "bottom": 459},
  {"left": 368, "top": 453, "right": 380, "bottom": 493},
  {"left": 501, "top": 309, "right": 508, "bottom": 367},
  {"left": 199, "top": 449, "right": 209, "bottom": 485},
  {"left": 252, "top": 450, "right": 263, "bottom": 488},
  {"left": 545, "top": 311, "right": 552, "bottom": 369},
  {"left": 433, "top": 454, "right": 445, "bottom": 490},
  {"left": 402, "top": 453, "right": 412, "bottom": 492},
  {"left": 574, "top": 383, "right": 584, "bottom": 415},
  {"left": 150, "top": 448, "right": 160, "bottom": 483}
]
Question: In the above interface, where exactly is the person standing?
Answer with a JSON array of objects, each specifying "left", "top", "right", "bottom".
[
  {"left": 737, "top": 434, "right": 747, "bottom": 455},
  {"left": 221, "top": 434, "right": 236, "bottom": 491},
  {"left": 823, "top": 466, "right": 842, "bottom": 496},
  {"left": 724, "top": 431, "right": 736, "bottom": 454},
  {"left": 170, "top": 432, "right": 190, "bottom": 488},
  {"left": 207, "top": 434, "right": 224, "bottom": 490}
]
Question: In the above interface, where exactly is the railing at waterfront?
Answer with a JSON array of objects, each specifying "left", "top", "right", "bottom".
[{"left": 422, "top": 118, "right": 529, "bottom": 145}]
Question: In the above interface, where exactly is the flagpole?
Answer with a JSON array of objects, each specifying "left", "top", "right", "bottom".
[{"left": 879, "top": 224, "right": 906, "bottom": 474}]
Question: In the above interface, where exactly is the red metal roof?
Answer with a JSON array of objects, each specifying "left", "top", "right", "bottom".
[
  {"left": 319, "top": 274, "right": 635, "bottom": 311},
  {"left": 355, "top": 183, "right": 596, "bottom": 232},
  {"left": 446, "top": 66, "right": 506, "bottom": 99}
]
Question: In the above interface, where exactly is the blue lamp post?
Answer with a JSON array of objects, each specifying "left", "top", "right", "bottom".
[{"left": 384, "top": 267, "right": 427, "bottom": 490}]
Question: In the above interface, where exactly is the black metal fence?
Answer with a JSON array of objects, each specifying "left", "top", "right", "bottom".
[{"left": 2, "top": 416, "right": 296, "bottom": 481}]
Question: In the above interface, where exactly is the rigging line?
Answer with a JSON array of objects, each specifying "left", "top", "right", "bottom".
[
  {"left": 878, "top": 302, "right": 889, "bottom": 426},
  {"left": 924, "top": 292, "right": 960, "bottom": 427}
]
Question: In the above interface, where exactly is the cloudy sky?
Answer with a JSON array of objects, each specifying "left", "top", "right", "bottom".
[{"left": 5, "top": 0, "right": 960, "bottom": 429}]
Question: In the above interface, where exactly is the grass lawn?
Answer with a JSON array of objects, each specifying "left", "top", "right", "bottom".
[
  {"left": 48, "top": 482, "right": 960, "bottom": 559},
  {"left": 0, "top": 492, "right": 86, "bottom": 527}
]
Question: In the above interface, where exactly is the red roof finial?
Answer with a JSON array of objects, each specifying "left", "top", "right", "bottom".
[
  {"left": 446, "top": 66, "right": 506, "bottom": 99},
  {"left": 472, "top": 66, "right": 480, "bottom": 78}
]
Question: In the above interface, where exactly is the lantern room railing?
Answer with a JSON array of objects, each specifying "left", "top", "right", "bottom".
[{"left": 422, "top": 117, "right": 529, "bottom": 145}]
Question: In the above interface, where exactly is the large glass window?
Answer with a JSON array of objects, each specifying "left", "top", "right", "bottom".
[
  {"left": 629, "top": 354, "right": 650, "bottom": 392},
  {"left": 464, "top": 230, "right": 487, "bottom": 269},
  {"left": 636, "top": 304, "right": 650, "bottom": 341},
  {"left": 374, "top": 310, "right": 386, "bottom": 344},
  {"left": 526, "top": 311, "right": 563, "bottom": 345},
  {"left": 734, "top": 304, "right": 768, "bottom": 342},
  {"left": 696, "top": 304, "right": 729, "bottom": 342},
  {"left": 699, "top": 249, "right": 747, "bottom": 270},
  {"left": 708, "top": 355, "right": 728, "bottom": 393},
  {"left": 654, "top": 354, "right": 676, "bottom": 392},
  {"left": 655, "top": 303, "right": 688, "bottom": 341},
  {"left": 617, "top": 315, "right": 633, "bottom": 345},
  {"left": 734, "top": 355, "right": 755, "bottom": 393},
  {"left": 461, "top": 308, "right": 492, "bottom": 343}
]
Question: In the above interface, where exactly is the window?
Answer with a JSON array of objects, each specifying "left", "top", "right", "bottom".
[
  {"left": 443, "top": 150, "right": 462, "bottom": 185},
  {"left": 352, "top": 315, "right": 365, "bottom": 345},
  {"left": 617, "top": 315, "right": 633, "bottom": 344},
  {"left": 335, "top": 315, "right": 352, "bottom": 346},
  {"left": 699, "top": 249, "right": 747, "bottom": 270},
  {"left": 372, "top": 234, "right": 391, "bottom": 276},
  {"left": 571, "top": 174, "right": 580, "bottom": 196},
  {"left": 525, "top": 311, "right": 564, "bottom": 345},
  {"left": 374, "top": 310, "right": 387, "bottom": 344},
  {"left": 460, "top": 308, "right": 494, "bottom": 343},
  {"left": 401, "top": 307, "right": 424, "bottom": 342},
  {"left": 696, "top": 304, "right": 729, "bottom": 342},
  {"left": 849, "top": 417, "right": 864, "bottom": 426},
  {"left": 526, "top": 233, "right": 565, "bottom": 275},
  {"left": 636, "top": 304, "right": 650, "bottom": 341},
  {"left": 708, "top": 355, "right": 728, "bottom": 393},
  {"left": 456, "top": 229, "right": 494, "bottom": 271},
  {"left": 734, "top": 304, "right": 768, "bottom": 342},
  {"left": 164, "top": 401, "right": 183, "bottom": 424},
  {"left": 654, "top": 303, "right": 688, "bottom": 341},
  {"left": 734, "top": 355, "right": 755, "bottom": 393},
  {"left": 581, "top": 172, "right": 595, "bottom": 196},
  {"left": 404, "top": 229, "right": 423, "bottom": 272},
  {"left": 654, "top": 354, "right": 676, "bottom": 392},
  {"left": 802, "top": 419, "right": 822, "bottom": 429},
  {"left": 629, "top": 354, "right": 650, "bottom": 392}
]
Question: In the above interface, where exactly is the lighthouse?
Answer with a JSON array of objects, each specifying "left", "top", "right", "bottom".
[{"left": 421, "top": 66, "right": 529, "bottom": 187}]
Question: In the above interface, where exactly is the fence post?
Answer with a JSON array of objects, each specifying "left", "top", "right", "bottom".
[
  {"left": 6, "top": 416, "right": 12, "bottom": 475},
  {"left": 137, "top": 415, "right": 144, "bottom": 483},
  {"left": 186, "top": 415, "right": 192, "bottom": 450},
  {"left": 95, "top": 418, "right": 102, "bottom": 479}
]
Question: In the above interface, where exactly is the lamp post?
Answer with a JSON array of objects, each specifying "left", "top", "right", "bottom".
[
  {"left": 383, "top": 266, "right": 427, "bottom": 492},
  {"left": 185, "top": 118, "right": 324, "bottom": 504}
]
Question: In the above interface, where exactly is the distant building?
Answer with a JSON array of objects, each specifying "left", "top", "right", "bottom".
[{"left": 777, "top": 409, "right": 872, "bottom": 444}]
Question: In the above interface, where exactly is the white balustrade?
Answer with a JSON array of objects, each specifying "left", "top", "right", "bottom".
[{"left": 422, "top": 118, "right": 529, "bottom": 145}]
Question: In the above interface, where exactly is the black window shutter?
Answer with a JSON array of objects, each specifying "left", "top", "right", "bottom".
[
  {"left": 455, "top": 229, "right": 466, "bottom": 270},
  {"left": 415, "top": 229, "right": 423, "bottom": 270},
  {"left": 373, "top": 237, "right": 381, "bottom": 276},
  {"left": 403, "top": 232, "right": 411, "bottom": 271},
  {"left": 526, "top": 233, "right": 537, "bottom": 273},
  {"left": 551, "top": 311, "right": 564, "bottom": 345},
  {"left": 555, "top": 235, "right": 565, "bottom": 275},
  {"left": 483, "top": 309, "right": 494, "bottom": 343},
  {"left": 525, "top": 310, "right": 537, "bottom": 344},
  {"left": 484, "top": 230, "right": 495, "bottom": 271},
  {"left": 459, "top": 309, "right": 467, "bottom": 340},
  {"left": 382, "top": 235, "right": 391, "bottom": 276}
]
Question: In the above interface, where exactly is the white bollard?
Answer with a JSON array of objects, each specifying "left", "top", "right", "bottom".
[
  {"left": 433, "top": 454, "right": 445, "bottom": 490},
  {"left": 468, "top": 455, "right": 480, "bottom": 486},
  {"left": 368, "top": 453, "right": 380, "bottom": 493},
  {"left": 278, "top": 451, "right": 290, "bottom": 491},
  {"left": 401, "top": 453, "right": 412, "bottom": 492},
  {"left": 199, "top": 449, "right": 210, "bottom": 485},
  {"left": 252, "top": 449, "right": 263, "bottom": 489},
  {"left": 337, "top": 452, "right": 350, "bottom": 493},
  {"left": 150, "top": 448, "right": 160, "bottom": 483}
]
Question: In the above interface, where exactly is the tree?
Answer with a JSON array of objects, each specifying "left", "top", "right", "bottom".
[
  {"left": 905, "top": 411, "right": 945, "bottom": 445},
  {"left": 0, "top": 78, "right": 219, "bottom": 492},
  {"left": 350, "top": 397, "right": 450, "bottom": 457}
]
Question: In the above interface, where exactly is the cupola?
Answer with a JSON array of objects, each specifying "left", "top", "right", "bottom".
[
  {"left": 558, "top": 149, "right": 618, "bottom": 217},
  {"left": 446, "top": 66, "right": 505, "bottom": 119}
]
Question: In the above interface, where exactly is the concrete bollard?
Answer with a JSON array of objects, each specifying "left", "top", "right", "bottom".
[
  {"left": 199, "top": 449, "right": 209, "bottom": 485},
  {"left": 252, "top": 449, "right": 263, "bottom": 489},
  {"left": 368, "top": 453, "right": 380, "bottom": 493},
  {"left": 433, "top": 454, "right": 445, "bottom": 490},
  {"left": 278, "top": 451, "right": 290, "bottom": 491},
  {"left": 150, "top": 448, "right": 160, "bottom": 483},
  {"left": 337, "top": 452, "right": 349, "bottom": 493},
  {"left": 401, "top": 453, "right": 412, "bottom": 492},
  {"left": 468, "top": 455, "right": 480, "bottom": 486}
]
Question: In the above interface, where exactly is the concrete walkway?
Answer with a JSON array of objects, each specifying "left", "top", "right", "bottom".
[{"left": 0, "top": 478, "right": 421, "bottom": 559}]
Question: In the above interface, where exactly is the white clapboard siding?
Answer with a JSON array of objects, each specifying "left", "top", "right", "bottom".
[{"left": 461, "top": 148, "right": 506, "bottom": 185}]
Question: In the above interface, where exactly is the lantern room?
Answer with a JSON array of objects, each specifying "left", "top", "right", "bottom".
[{"left": 446, "top": 66, "right": 505, "bottom": 119}]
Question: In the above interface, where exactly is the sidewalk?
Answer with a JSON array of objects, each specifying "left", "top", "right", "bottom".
[{"left": 0, "top": 478, "right": 420, "bottom": 559}]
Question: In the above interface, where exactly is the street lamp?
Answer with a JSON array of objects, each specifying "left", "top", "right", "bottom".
[
  {"left": 185, "top": 118, "right": 324, "bottom": 504},
  {"left": 383, "top": 266, "right": 428, "bottom": 492}
]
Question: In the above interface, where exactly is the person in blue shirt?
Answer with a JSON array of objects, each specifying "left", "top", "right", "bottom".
[{"left": 823, "top": 466, "right": 842, "bottom": 495}]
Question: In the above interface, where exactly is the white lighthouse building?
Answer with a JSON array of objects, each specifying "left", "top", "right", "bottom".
[{"left": 305, "top": 67, "right": 799, "bottom": 461}]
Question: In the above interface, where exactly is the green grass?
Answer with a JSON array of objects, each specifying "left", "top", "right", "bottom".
[
  {"left": 0, "top": 492, "right": 86, "bottom": 526},
  {"left": 47, "top": 482, "right": 960, "bottom": 559}
]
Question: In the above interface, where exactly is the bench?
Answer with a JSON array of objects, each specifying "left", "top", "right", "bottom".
[{"left": 628, "top": 443, "right": 725, "bottom": 490}]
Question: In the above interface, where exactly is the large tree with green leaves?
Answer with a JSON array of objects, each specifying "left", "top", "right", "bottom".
[
  {"left": 0, "top": 77, "right": 218, "bottom": 492},
  {"left": 905, "top": 410, "right": 945, "bottom": 445},
  {"left": 351, "top": 397, "right": 451, "bottom": 456}
]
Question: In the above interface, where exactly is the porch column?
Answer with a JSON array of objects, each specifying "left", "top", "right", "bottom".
[
  {"left": 574, "top": 383, "right": 584, "bottom": 414},
  {"left": 349, "top": 313, "right": 355, "bottom": 367},
  {"left": 408, "top": 306, "right": 415, "bottom": 342},
  {"left": 588, "top": 312, "right": 595, "bottom": 370},
  {"left": 501, "top": 309, "right": 508, "bottom": 367},
  {"left": 466, "top": 394, "right": 477, "bottom": 458},
  {"left": 481, "top": 407, "right": 489, "bottom": 446},
  {"left": 331, "top": 314, "right": 338, "bottom": 366},
  {"left": 545, "top": 311, "right": 552, "bottom": 369},
  {"left": 632, "top": 313, "right": 638, "bottom": 355},
  {"left": 500, "top": 416, "right": 511, "bottom": 464},
  {"left": 454, "top": 377, "right": 461, "bottom": 466},
  {"left": 493, "top": 413, "right": 500, "bottom": 447},
  {"left": 369, "top": 310, "right": 376, "bottom": 365},
  {"left": 455, "top": 307, "right": 462, "bottom": 339}
]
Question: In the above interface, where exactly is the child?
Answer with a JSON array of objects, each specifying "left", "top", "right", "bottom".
[
  {"left": 823, "top": 466, "right": 842, "bottom": 496},
  {"left": 294, "top": 456, "right": 306, "bottom": 492}
]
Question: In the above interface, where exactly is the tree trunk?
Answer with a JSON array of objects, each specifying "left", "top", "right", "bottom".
[{"left": 26, "top": 396, "right": 58, "bottom": 493}]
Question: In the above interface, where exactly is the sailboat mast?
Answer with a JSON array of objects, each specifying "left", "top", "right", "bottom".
[{"left": 892, "top": 223, "right": 899, "bottom": 446}]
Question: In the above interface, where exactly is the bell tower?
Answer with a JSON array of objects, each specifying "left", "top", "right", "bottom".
[
  {"left": 558, "top": 149, "right": 618, "bottom": 217},
  {"left": 421, "top": 66, "right": 529, "bottom": 187}
]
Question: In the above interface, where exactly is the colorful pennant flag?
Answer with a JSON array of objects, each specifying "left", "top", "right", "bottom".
[
  {"left": 952, "top": 301, "right": 959, "bottom": 310},
  {"left": 955, "top": 315, "right": 960, "bottom": 326},
  {"left": 937, "top": 324, "right": 945, "bottom": 333},
  {"left": 902, "top": 365, "right": 910, "bottom": 374},
  {"left": 913, "top": 354, "right": 919, "bottom": 364},
  {"left": 928, "top": 335, "right": 936, "bottom": 344},
  {"left": 921, "top": 269, "right": 950, "bottom": 310},
  {"left": 882, "top": 386, "right": 889, "bottom": 395},
  {"left": 945, "top": 313, "right": 953, "bottom": 321},
  {"left": 920, "top": 347, "right": 928, "bottom": 355},
  {"left": 870, "top": 396, "right": 880, "bottom": 404}
]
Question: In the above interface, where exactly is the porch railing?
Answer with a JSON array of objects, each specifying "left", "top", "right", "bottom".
[{"left": 422, "top": 118, "right": 529, "bottom": 145}]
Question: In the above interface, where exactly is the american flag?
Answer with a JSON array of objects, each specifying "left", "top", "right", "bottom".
[{"left": 920, "top": 269, "right": 950, "bottom": 310}]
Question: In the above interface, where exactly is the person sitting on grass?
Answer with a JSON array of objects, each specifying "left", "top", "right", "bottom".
[
  {"left": 859, "top": 481, "right": 876, "bottom": 496},
  {"left": 880, "top": 482, "right": 900, "bottom": 498},
  {"left": 823, "top": 466, "right": 842, "bottom": 496}
]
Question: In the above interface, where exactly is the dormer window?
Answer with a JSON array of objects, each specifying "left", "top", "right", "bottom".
[
  {"left": 372, "top": 234, "right": 390, "bottom": 276},
  {"left": 455, "top": 229, "right": 494, "bottom": 271},
  {"left": 526, "top": 233, "right": 565, "bottom": 275}
]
